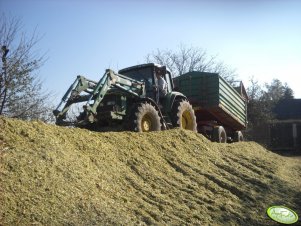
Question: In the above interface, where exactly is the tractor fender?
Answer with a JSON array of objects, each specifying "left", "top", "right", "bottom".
[
  {"left": 165, "top": 91, "right": 187, "bottom": 113},
  {"left": 137, "top": 97, "right": 161, "bottom": 112}
]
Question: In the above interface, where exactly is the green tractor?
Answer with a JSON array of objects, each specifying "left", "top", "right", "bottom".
[{"left": 53, "top": 63, "right": 197, "bottom": 132}]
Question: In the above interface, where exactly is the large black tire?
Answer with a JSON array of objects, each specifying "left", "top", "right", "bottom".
[
  {"left": 128, "top": 102, "right": 161, "bottom": 132},
  {"left": 233, "top": 131, "right": 244, "bottom": 142},
  {"left": 171, "top": 100, "right": 197, "bottom": 132},
  {"left": 212, "top": 126, "right": 227, "bottom": 143}
]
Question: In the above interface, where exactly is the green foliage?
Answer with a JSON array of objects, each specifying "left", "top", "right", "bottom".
[
  {"left": 247, "top": 77, "right": 294, "bottom": 128},
  {"left": 263, "top": 79, "right": 294, "bottom": 102}
]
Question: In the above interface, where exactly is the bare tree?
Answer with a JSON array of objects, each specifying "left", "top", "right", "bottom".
[
  {"left": 146, "top": 44, "right": 237, "bottom": 84},
  {"left": 247, "top": 76, "right": 263, "bottom": 101},
  {"left": 0, "top": 14, "right": 53, "bottom": 122}
]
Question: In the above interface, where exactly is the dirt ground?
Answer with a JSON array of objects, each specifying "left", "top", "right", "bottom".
[{"left": 0, "top": 117, "right": 300, "bottom": 226}]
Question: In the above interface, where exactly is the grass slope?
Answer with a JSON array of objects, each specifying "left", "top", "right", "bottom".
[{"left": 0, "top": 117, "right": 300, "bottom": 225}]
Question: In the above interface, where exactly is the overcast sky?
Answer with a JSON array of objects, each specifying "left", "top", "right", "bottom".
[{"left": 2, "top": 0, "right": 301, "bottom": 101}]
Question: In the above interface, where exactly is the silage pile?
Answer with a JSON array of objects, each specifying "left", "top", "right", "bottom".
[{"left": 0, "top": 117, "right": 300, "bottom": 226}]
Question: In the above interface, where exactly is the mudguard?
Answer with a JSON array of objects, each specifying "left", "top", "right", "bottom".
[{"left": 164, "top": 91, "right": 187, "bottom": 113}]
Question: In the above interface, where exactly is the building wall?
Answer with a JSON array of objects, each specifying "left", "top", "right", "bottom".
[
  {"left": 246, "top": 121, "right": 301, "bottom": 151},
  {"left": 245, "top": 123, "right": 270, "bottom": 147},
  {"left": 269, "top": 121, "right": 301, "bottom": 151}
]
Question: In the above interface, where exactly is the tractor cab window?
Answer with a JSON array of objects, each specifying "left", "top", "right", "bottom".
[
  {"left": 119, "top": 67, "right": 154, "bottom": 97},
  {"left": 164, "top": 71, "right": 173, "bottom": 92},
  {"left": 154, "top": 68, "right": 173, "bottom": 93}
]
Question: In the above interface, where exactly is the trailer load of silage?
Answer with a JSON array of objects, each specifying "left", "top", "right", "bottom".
[{"left": 0, "top": 117, "right": 300, "bottom": 225}]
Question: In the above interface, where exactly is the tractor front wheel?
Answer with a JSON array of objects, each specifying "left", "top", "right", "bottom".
[{"left": 129, "top": 102, "right": 161, "bottom": 132}]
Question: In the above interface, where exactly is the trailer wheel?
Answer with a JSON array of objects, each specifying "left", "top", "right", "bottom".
[
  {"left": 129, "top": 102, "right": 161, "bottom": 132},
  {"left": 212, "top": 126, "right": 227, "bottom": 143},
  {"left": 172, "top": 100, "right": 197, "bottom": 132},
  {"left": 234, "top": 131, "right": 244, "bottom": 142}
]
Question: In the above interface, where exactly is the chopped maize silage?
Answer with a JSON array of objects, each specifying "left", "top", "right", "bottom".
[{"left": 0, "top": 117, "right": 300, "bottom": 226}]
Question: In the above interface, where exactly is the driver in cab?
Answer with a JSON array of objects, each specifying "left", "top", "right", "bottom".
[{"left": 155, "top": 67, "right": 167, "bottom": 103}]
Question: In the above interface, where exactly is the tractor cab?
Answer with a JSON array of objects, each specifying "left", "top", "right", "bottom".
[{"left": 118, "top": 63, "right": 174, "bottom": 101}]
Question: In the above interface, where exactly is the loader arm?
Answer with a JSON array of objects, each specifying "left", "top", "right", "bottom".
[
  {"left": 54, "top": 69, "right": 145, "bottom": 126},
  {"left": 85, "top": 69, "right": 144, "bottom": 115},
  {"left": 53, "top": 76, "right": 97, "bottom": 121}
]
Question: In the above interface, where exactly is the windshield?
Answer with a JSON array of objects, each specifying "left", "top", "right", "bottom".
[
  {"left": 119, "top": 67, "right": 154, "bottom": 93},
  {"left": 120, "top": 67, "right": 153, "bottom": 83}
]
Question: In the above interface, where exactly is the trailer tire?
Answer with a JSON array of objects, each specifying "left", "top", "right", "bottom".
[
  {"left": 212, "top": 126, "right": 227, "bottom": 143},
  {"left": 128, "top": 102, "right": 161, "bottom": 132},
  {"left": 234, "top": 131, "right": 244, "bottom": 142},
  {"left": 171, "top": 100, "right": 197, "bottom": 132}
]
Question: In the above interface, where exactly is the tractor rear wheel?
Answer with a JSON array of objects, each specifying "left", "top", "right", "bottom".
[
  {"left": 172, "top": 100, "right": 197, "bottom": 132},
  {"left": 212, "top": 126, "right": 227, "bottom": 143},
  {"left": 128, "top": 102, "right": 161, "bottom": 132}
]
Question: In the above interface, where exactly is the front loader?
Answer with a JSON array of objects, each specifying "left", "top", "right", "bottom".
[{"left": 53, "top": 63, "right": 197, "bottom": 132}]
